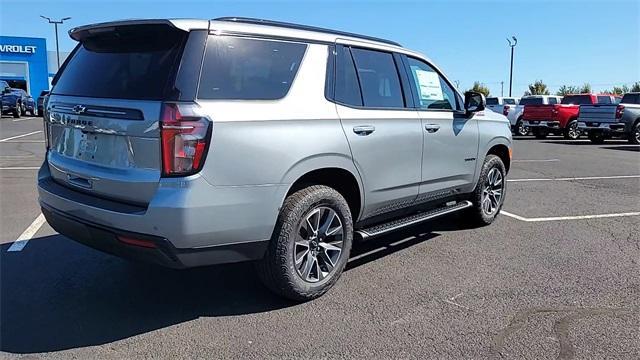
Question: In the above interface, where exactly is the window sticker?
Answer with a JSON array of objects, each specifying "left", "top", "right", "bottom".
[{"left": 414, "top": 68, "right": 443, "bottom": 101}]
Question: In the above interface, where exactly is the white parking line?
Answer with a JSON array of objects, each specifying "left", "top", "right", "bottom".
[
  {"left": 512, "top": 159, "right": 560, "bottom": 163},
  {"left": 12, "top": 117, "right": 39, "bottom": 122},
  {"left": 7, "top": 213, "right": 46, "bottom": 252},
  {"left": 501, "top": 210, "right": 640, "bottom": 222},
  {"left": 507, "top": 175, "right": 640, "bottom": 182},
  {"left": 0, "top": 140, "right": 45, "bottom": 143},
  {"left": 0, "top": 130, "right": 42, "bottom": 142},
  {"left": 0, "top": 167, "right": 40, "bottom": 170}
]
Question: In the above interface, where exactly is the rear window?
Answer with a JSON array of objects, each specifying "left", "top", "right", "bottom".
[
  {"left": 52, "top": 25, "right": 187, "bottom": 100},
  {"left": 561, "top": 95, "right": 592, "bottom": 105},
  {"left": 597, "top": 96, "right": 612, "bottom": 104},
  {"left": 621, "top": 93, "right": 640, "bottom": 104},
  {"left": 520, "top": 97, "right": 544, "bottom": 105},
  {"left": 486, "top": 98, "right": 499, "bottom": 105},
  {"left": 503, "top": 98, "right": 516, "bottom": 105},
  {"left": 198, "top": 37, "right": 307, "bottom": 100}
]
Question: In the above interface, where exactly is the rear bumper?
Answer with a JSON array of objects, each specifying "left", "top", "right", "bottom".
[
  {"left": 577, "top": 122, "right": 626, "bottom": 134},
  {"left": 41, "top": 205, "right": 269, "bottom": 268},
  {"left": 37, "top": 162, "right": 284, "bottom": 268},
  {"left": 525, "top": 120, "right": 560, "bottom": 129}
]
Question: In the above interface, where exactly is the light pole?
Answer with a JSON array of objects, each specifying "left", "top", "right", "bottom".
[
  {"left": 506, "top": 36, "right": 517, "bottom": 97},
  {"left": 40, "top": 16, "right": 71, "bottom": 70}
]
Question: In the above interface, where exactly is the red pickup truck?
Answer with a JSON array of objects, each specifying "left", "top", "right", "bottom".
[{"left": 523, "top": 94, "right": 619, "bottom": 139}]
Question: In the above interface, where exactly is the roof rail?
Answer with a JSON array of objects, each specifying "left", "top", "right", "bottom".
[{"left": 213, "top": 17, "right": 402, "bottom": 47}]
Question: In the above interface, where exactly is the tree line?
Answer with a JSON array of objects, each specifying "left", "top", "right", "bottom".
[{"left": 468, "top": 81, "right": 640, "bottom": 97}]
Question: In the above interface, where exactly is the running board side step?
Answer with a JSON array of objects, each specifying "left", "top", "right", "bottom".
[{"left": 356, "top": 200, "right": 472, "bottom": 239}]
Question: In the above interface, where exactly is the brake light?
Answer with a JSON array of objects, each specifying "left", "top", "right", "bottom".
[
  {"left": 615, "top": 105, "right": 625, "bottom": 120},
  {"left": 160, "top": 103, "right": 212, "bottom": 177},
  {"left": 503, "top": 105, "right": 509, "bottom": 116}
]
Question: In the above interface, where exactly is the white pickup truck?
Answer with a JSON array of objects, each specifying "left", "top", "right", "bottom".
[{"left": 487, "top": 97, "right": 528, "bottom": 135}]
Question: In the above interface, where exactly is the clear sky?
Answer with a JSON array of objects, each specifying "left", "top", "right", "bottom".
[{"left": 1, "top": 0, "right": 638, "bottom": 96}]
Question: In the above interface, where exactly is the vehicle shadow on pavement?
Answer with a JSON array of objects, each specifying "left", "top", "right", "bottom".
[
  {"left": 600, "top": 145, "right": 639, "bottom": 152},
  {"left": 0, "top": 216, "right": 468, "bottom": 354},
  {"left": 540, "top": 140, "right": 630, "bottom": 146}
]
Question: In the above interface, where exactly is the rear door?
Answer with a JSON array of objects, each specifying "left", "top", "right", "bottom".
[
  {"left": 333, "top": 44, "right": 423, "bottom": 218},
  {"left": 401, "top": 55, "right": 479, "bottom": 197},
  {"left": 45, "top": 23, "right": 198, "bottom": 205}
]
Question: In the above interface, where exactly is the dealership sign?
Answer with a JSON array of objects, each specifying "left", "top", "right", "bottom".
[{"left": 0, "top": 44, "right": 37, "bottom": 54}]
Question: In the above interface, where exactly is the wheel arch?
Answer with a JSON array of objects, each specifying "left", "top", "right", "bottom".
[
  {"left": 484, "top": 140, "right": 511, "bottom": 173},
  {"left": 283, "top": 162, "right": 364, "bottom": 221}
]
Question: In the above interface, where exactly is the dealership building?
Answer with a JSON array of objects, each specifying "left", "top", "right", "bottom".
[{"left": 0, "top": 35, "right": 70, "bottom": 97}]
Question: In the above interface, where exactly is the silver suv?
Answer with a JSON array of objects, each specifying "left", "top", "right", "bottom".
[{"left": 38, "top": 18, "right": 512, "bottom": 300}]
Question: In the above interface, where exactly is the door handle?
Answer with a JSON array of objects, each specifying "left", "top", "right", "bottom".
[
  {"left": 424, "top": 124, "right": 441, "bottom": 133},
  {"left": 353, "top": 125, "right": 375, "bottom": 136}
]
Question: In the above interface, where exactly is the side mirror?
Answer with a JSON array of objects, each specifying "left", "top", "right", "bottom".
[
  {"left": 464, "top": 91, "right": 486, "bottom": 115},
  {"left": 2, "top": 87, "right": 11, "bottom": 94}
]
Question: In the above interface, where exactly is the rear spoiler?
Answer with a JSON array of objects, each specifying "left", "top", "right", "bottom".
[{"left": 69, "top": 19, "right": 208, "bottom": 41}]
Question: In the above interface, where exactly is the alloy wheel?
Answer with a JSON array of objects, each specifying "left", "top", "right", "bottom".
[
  {"left": 567, "top": 122, "right": 581, "bottom": 140},
  {"left": 295, "top": 206, "right": 344, "bottom": 283},
  {"left": 517, "top": 121, "right": 529, "bottom": 136},
  {"left": 481, "top": 168, "right": 504, "bottom": 216},
  {"left": 635, "top": 125, "right": 640, "bottom": 144}
]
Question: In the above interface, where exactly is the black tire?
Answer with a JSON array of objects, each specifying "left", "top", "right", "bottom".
[
  {"left": 466, "top": 154, "right": 506, "bottom": 226},
  {"left": 533, "top": 128, "right": 547, "bottom": 139},
  {"left": 256, "top": 185, "right": 353, "bottom": 301},
  {"left": 515, "top": 118, "right": 529, "bottom": 136},
  {"left": 564, "top": 121, "right": 581, "bottom": 140},
  {"left": 588, "top": 132, "right": 606, "bottom": 144},
  {"left": 629, "top": 121, "right": 640, "bottom": 145},
  {"left": 12, "top": 103, "right": 21, "bottom": 118}
]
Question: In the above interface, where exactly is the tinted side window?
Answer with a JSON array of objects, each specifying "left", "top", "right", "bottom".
[
  {"left": 334, "top": 46, "right": 362, "bottom": 106},
  {"left": 198, "top": 37, "right": 307, "bottom": 100},
  {"left": 350, "top": 48, "right": 404, "bottom": 108},
  {"left": 503, "top": 98, "right": 516, "bottom": 105},
  {"left": 621, "top": 94, "right": 640, "bottom": 104},
  {"left": 548, "top": 97, "right": 558, "bottom": 104},
  {"left": 597, "top": 96, "right": 612, "bottom": 104},
  {"left": 406, "top": 57, "right": 458, "bottom": 110},
  {"left": 486, "top": 98, "right": 499, "bottom": 105}
]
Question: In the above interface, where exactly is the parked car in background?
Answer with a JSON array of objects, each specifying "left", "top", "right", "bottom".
[
  {"left": 37, "top": 90, "right": 50, "bottom": 117},
  {"left": 486, "top": 97, "right": 524, "bottom": 134},
  {"left": 1, "top": 87, "right": 35, "bottom": 118},
  {"left": 511, "top": 95, "right": 562, "bottom": 136},
  {"left": 523, "top": 94, "right": 617, "bottom": 139},
  {"left": 38, "top": 17, "right": 512, "bottom": 301},
  {"left": 1, "top": 80, "right": 12, "bottom": 116},
  {"left": 578, "top": 92, "right": 640, "bottom": 144}
]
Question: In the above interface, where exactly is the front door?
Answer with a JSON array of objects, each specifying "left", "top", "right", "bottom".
[{"left": 402, "top": 56, "right": 479, "bottom": 199}]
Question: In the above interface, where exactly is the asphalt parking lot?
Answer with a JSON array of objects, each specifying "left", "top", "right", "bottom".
[{"left": 1, "top": 115, "right": 638, "bottom": 359}]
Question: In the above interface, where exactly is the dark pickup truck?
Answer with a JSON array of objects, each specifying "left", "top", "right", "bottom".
[{"left": 578, "top": 92, "right": 640, "bottom": 144}]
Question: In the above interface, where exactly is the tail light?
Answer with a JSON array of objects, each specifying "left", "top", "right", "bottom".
[
  {"left": 615, "top": 105, "right": 625, "bottom": 120},
  {"left": 160, "top": 103, "right": 212, "bottom": 177},
  {"left": 503, "top": 105, "right": 509, "bottom": 116}
]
